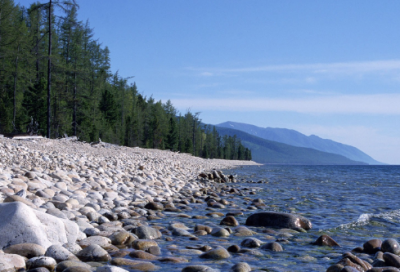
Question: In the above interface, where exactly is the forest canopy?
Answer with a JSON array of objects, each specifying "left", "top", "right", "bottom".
[{"left": 0, "top": 0, "right": 252, "bottom": 161}]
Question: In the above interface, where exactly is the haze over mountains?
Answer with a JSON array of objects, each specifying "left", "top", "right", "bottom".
[{"left": 216, "top": 121, "right": 383, "bottom": 165}]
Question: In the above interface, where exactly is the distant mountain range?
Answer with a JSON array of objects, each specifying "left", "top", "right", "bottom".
[{"left": 215, "top": 121, "right": 383, "bottom": 165}]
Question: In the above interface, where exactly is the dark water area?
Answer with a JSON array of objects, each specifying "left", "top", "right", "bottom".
[{"left": 223, "top": 164, "right": 400, "bottom": 271}]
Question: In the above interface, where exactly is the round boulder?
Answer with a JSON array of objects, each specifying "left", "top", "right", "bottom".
[
  {"left": 220, "top": 216, "right": 239, "bottom": 227},
  {"left": 260, "top": 242, "right": 283, "bottom": 252},
  {"left": 200, "top": 246, "right": 231, "bottom": 259},
  {"left": 382, "top": 239, "right": 400, "bottom": 254},
  {"left": 363, "top": 239, "right": 382, "bottom": 254},
  {"left": 76, "top": 244, "right": 111, "bottom": 262}
]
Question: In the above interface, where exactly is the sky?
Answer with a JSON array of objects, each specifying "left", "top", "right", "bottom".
[{"left": 17, "top": 0, "right": 400, "bottom": 164}]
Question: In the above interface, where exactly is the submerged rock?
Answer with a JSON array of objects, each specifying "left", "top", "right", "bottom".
[{"left": 313, "top": 235, "right": 340, "bottom": 247}]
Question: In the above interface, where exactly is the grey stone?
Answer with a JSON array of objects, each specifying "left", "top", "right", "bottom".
[
  {"left": 240, "top": 238, "right": 263, "bottom": 248},
  {"left": 26, "top": 256, "right": 57, "bottom": 271},
  {"left": 230, "top": 262, "right": 252, "bottom": 272},
  {"left": 200, "top": 246, "right": 231, "bottom": 259},
  {"left": 134, "top": 226, "right": 162, "bottom": 239},
  {"left": 45, "top": 244, "right": 77, "bottom": 262},
  {"left": 76, "top": 244, "right": 111, "bottom": 262},
  {"left": 56, "top": 260, "right": 91, "bottom": 272},
  {"left": 382, "top": 239, "right": 400, "bottom": 254},
  {"left": 4, "top": 243, "right": 45, "bottom": 258},
  {"left": 181, "top": 265, "right": 218, "bottom": 272},
  {"left": 260, "top": 242, "right": 283, "bottom": 252},
  {"left": 0, "top": 202, "right": 80, "bottom": 249},
  {"left": 0, "top": 253, "right": 26, "bottom": 271}
]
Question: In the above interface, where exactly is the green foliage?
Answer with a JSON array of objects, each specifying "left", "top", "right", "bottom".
[
  {"left": 99, "top": 89, "right": 117, "bottom": 125},
  {"left": 0, "top": 0, "right": 251, "bottom": 162}
]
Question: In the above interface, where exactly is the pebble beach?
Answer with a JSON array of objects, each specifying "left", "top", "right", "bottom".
[{"left": 2, "top": 137, "right": 400, "bottom": 272}]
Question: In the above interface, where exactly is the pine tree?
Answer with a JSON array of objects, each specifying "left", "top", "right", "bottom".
[{"left": 166, "top": 116, "right": 177, "bottom": 151}]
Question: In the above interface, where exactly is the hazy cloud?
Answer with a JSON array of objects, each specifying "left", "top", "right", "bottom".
[
  {"left": 292, "top": 125, "right": 400, "bottom": 164},
  {"left": 190, "top": 60, "right": 400, "bottom": 76},
  {"left": 171, "top": 94, "right": 400, "bottom": 114}
]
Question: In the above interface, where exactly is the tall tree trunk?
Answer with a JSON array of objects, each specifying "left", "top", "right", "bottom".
[
  {"left": 47, "top": 0, "right": 52, "bottom": 138},
  {"left": 13, "top": 45, "right": 19, "bottom": 131},
  {"left": 73, "top": 70, "right": 76, "bottom": 136}
]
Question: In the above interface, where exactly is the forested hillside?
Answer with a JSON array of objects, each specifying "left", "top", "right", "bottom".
[{"left": 0, "top": 0, "right": 251, "bottom": 161}]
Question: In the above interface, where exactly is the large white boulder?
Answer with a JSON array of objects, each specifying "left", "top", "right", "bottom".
[{"left": 0, "top": 202, "right": 80, "bottom": 249}]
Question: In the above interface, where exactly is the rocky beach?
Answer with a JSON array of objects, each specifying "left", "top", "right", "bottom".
[{"left": 1, "top": 136, "right": 400, "bottom": 272}]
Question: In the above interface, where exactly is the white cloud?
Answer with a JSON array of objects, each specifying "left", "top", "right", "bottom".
[
  {"left": 189, "top": 59, "right": 400, "bottom": 77},
  {"left": 199, "top": 72, "right": 214, "bottom": 77},
  {"left": 171, "top": 94, "right": 400, "bottom": 114}
]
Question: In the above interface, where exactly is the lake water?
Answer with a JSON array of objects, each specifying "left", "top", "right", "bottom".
[{"left": 224, "top": 164, "right": 400, "bottom": 271}]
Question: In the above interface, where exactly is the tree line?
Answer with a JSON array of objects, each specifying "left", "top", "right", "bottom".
[{"left": 0, "top": 0, "right": 252, "bottom": 161}]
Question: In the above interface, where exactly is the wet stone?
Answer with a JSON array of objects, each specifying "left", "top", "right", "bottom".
[
  {"left": 129, "top": 250, "right": 158, "bottom": 260},
  {"left": 230, "top": 262, "right": 252, "bottom": 272},
  {"left": 363, "top": 239, "right": 382, "bottom": 254},
  {"left": 313, "top": 234, "right": 340, "bottom": 247},
  {"left": 134, "top": 226, "right": 162, "bottom": 239},
  {"left": 220, "top": 216, "right": 239, "bottom": 226},
  {"left": 211, "top": 227, "right": 230, "bottom": 237},
  {"left": 133, "top": 239, "right": 158, "bottom": 250},
  {"left": 241, "top": 237, "right": 263, "bottom": 248},
  {"left": 181, "top": 265, "right": 218, "bottom": 272},
  {"left": 200, "top": 246, "right": 231, "bottom": 259},
  {"left": 159, "top": 256, "right": 189, "bottom": 263},
  {"left": 76, "top": 244, "right": 111, "bottom": 262},
  {"left": 227, "top": 244, "right": 241, "bottom": 253},
  {"left": 382, "top": 239, "right": 400, "bottom": 254},
  {"left": 56, "top": 260, "right": 92, "bottom": 272},
  {"left": 260, "top": 242, "right": 283, "bottom": 252},
  {"left": 144, "top": 202, "right": 164, "bottom": 211}
]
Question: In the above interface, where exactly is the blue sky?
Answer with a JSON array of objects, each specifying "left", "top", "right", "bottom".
[{"left": 17, "top": 0, "right": 400, "bottom": 164}]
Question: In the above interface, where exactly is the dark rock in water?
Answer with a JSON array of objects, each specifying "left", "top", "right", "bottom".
[
  {"left": 382, "top": 238, "right": 400, "bottom": 254},
  {"left": 182, "top": 265, "right": 218, "bottom": 272},
  {"left": 341, "top": 266, "right": 361, "bottom": 272},
  {"left": 220, "top": 216, "right": 239, "bottom": 226},
  {"left": 147, "top": 246, "right": 161, "bottom": 255},
  {"left": 366, "top": 267, "right": 400, "bottom": 272},
  {"left": 313, "top": 234, "right": 340, "bottom": 247},
  {"left": 260, "top": 242, "right": 283, "bottom": 252},
  {"left": 241, "top": 238, "right": 263, "bottom": 248},
  {"left": 144, "top": 202, "right": 164, "bottom": 211},
  {"left": 383, "top": 252, "right": 400, "bottom": 268},
  {"left": 230, "top": 262, "right": 252, "bottom": 272},
  {"left": 245, "top": 212, "right": 312, "bottom": 230},
  {"left": 199, "top": 246, "right": 231, "bottom": 259},
  {"left": 363, "top": 239, "right": 382, "bottom": 254},
  {"left": 340, "top": 252, "right": 372, "bottom": 271},
  {"left": 134, "top": 226, "right": 162, "bottom": 239},
  {"left": 27, "top": 267, "right": 51, "bottom": 272},
  {"left": 227, "top": 244, "right": 241, "bottom": 253}
]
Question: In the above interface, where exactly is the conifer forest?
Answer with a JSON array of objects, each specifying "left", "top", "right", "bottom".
[{"left": 0, "top": 0, "right": 252, "bottom": 161}]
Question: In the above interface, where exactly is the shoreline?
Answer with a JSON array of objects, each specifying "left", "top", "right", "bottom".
[{"left": 0, "top": 137, "right": 266, "bottom": 271}]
